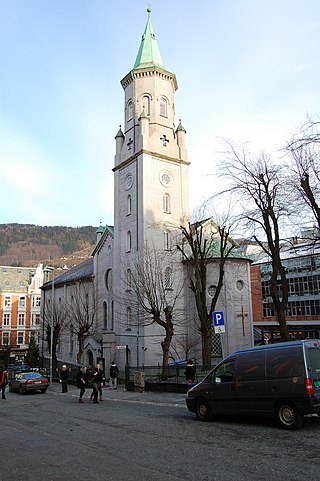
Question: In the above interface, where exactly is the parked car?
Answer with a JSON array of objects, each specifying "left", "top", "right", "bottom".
[
  {"left": 9, "top": 371, "right": 49, "bottom": 394},
  {"left": 186, "top": 340, "right": 320, "bottom": 429}
]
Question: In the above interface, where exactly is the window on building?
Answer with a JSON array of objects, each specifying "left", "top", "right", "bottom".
[
  {"left": 127, "top": 194, "right": 132, "bottom": 215},
  {"left": 163, "top": 193, "right": 170, "bottom": 213},
  {"left": 159, "top": 96, "right": 168, "bottom": 117},
  {"left": 164, "top": 267, "right": 173, "bottom": 289},
  {"left": 18, "top": 313, "right": 25, "bottom": 326},
  {"left": 31, "top": 313, "right": 40, "bottom": 326},
  {"left": 3, "top": 313, "right": 10, "bottom": 326},
  {"left": 126, "top": 307, "right": 132, "bottom": 330},
  {"left": 32, "top": 296, "right": 41, "bottom": 308},
  {"left": 127, "top": 231, "right": 132, "bottom": 252},
  {"left": 103, "top": 301, "right": 108, "bottom": 329},
  {"left": 142, "top": 95, "right": 151, "bottom": 115},
  {"left": 17, "top": 332, "right": 24, "bottom": 345},
  {"left": 19, "top": 297, "right": 26, "bottom": 308},
  {"left": 4, "top": 296, "right": 11, "bottom": 308},
  {"left": 69, "top": 324, "right": 74, "bottom": 353},
  {"left": 163, "top": 231, "right": 171, "bottom": 250},
  {"left": 2, "top": 332, "right": 9, "bottom": 345},
  {"left": 126, "top": 268, "right": 132, "bottom": 290},
  {"left": 127, "top": 99, "right": 133, "bottom": 121},
  {"left": 111, "top": 300, "right": 114, "bottom": 331},
  {"left": 105, "top": 269, "right": 113, "bottom": 292}
]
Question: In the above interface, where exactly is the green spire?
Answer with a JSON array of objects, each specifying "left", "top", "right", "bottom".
[{"left": 134, "top": 7, "right": 164, "bottom": 69}]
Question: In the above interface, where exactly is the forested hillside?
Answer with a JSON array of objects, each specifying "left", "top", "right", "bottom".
[{"left": 0, "top": 224, "right": 99, "bottom": 267}]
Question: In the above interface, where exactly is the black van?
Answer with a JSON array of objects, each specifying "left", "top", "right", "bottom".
[{"left": 186, "top": 340, "right": 320, "bottom": 429}]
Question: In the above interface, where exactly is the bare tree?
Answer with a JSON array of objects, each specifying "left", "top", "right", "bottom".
[
  {"left": 170, "top": 333, "right": 200, "bottom": 363},
  {"left": 177, "top": 217, "right": 237, "bottom": 369},
  {"left": 65, "top": 281, "right": 96, "bottom": 364},
  {"left": 285, "top": 116, "right": 320, "bottom": 233},
  {"left": 129, "top": 243, "right": 185, "bottom": 381},
  {"left": 42, "top": 297, "right": 68, "bottom": 369},
  {"left": 220, "top": 140, "right": 291, "bottom": 341}
]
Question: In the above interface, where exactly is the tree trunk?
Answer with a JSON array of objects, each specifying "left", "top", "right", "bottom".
[
  {"left": 160, "top": 309, "right": 174, "bottom": 381},
  {"left": 77, "top": 334, "right": 85, "bottom": 364}
]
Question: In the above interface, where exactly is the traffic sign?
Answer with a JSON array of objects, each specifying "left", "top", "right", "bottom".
[{"left": 213, "top": 311, "right": 225, "bottom": 334}]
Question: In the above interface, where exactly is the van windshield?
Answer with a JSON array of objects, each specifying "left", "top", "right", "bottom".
[{"left": 307, "top": 347, "right": 320, "bottom": 374}]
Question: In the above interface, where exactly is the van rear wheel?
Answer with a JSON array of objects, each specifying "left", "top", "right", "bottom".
[
  {"left": 195, "top": 399, "right": 213, "bottom": 421},
  {"left": 275, "top": 402, "right": 303, "bottom": 430}
]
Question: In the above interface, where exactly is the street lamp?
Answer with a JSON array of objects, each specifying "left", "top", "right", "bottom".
[{"left": 43, "top": 266, "right": 54, "bottom": 388}]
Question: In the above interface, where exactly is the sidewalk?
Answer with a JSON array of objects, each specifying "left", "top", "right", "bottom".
[{"left": 48, "top": 382, "right": 186, "bottom": 407}]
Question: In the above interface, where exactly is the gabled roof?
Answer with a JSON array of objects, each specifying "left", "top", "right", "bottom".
[
  {"left": 133, "top": 7, "right": 164, "bottom": 69},
  {"left": 42, "top": 257, "right": 93, "bottom": 290}
]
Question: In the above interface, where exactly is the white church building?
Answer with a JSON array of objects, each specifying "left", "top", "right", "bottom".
[{"left": 41, "top": 8, "right": 253, "bottom": 372}]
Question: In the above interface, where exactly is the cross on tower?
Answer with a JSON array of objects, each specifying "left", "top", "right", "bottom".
[
  {"left": 127, "top": 138, "right": 133, "bottom": 150},
  {"left": 160, "top": 134, "right": 169, "bottom": 147}
]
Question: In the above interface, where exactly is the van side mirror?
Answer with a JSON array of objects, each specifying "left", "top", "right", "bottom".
[{"left": 215, "top": 377, "right": 221, "bottom": 384}]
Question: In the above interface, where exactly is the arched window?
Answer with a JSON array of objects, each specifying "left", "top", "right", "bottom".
[
  {"left": 127, "top": 99, "right": 133, "bottom": 122},
  {"left": 103, "top": 301, "right": 108, "bottom": 329},
  {"left": 159, "top": 96, "right": 168, "bottom": 117},
  {"left": 142, "top": 95, "right": 151, "bottom": 115},
  {"left": 163, "top": 231, "right": 171, "bottom": 250},
  {"left": 127, "top": 231, "right": 132, "bottom": 252},
  {"left": 163, "top": 193, "right": 170, "bottom": 213},
  {"left": 164, "top": 267, "right": 173, "bottom": 289},
  {"left": 126, "top": 307, "right": 132, "bottom": 330},
  {"left": 127, "top": 194, "right": 132, "bottom": 215},
  {"left": 126, "top": 269, "right": 132, "bottom": 290},
  {"left": 105, "top": 269, "right": 113, "bottom": 291},
  {"left": 111, "top": 300, "right": 114, "bottom": 331}
]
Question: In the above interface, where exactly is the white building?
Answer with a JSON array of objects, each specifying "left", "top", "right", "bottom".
[{"left": 41, "top": 8, "right": 253, "bottom": 371}]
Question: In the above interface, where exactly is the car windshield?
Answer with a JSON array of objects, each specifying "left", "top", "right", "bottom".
[{"left": 22, "top": 373, "right": 43, "bottom": 380}]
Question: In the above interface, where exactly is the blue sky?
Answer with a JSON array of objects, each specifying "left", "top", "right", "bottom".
[{"left": 1, "top": 0, "right": 319, "bottom": 227}]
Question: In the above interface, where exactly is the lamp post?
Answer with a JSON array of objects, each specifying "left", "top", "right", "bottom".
[{"left": 43, "top": 266, "right": 54, "bottom": 387}]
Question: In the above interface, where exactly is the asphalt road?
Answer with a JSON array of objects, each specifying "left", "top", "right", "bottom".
[{"left": 2, "top": 383, "right": 320, "bottom": 481}]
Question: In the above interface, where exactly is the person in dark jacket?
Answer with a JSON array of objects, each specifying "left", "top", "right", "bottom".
[
  {"left": 109, "top": 361, "right": 119, "bottom": 389},
  {"left": 185, "top": 360, "right": 196, "bottom": 385},
  {"left": 90, "top": 364, "right": 104, "bottom": 403},
  {"left": 0, "top": 369, "right": 8, "bottom": 399},
  {"left": 76, "top": 366, "right": 88, "bottom": 403},
  {"left": 60, "top": 365, "right": 68, "bottom": 393}
]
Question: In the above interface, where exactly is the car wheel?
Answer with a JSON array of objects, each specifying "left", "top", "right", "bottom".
[
  {"left": 195, "top": 398, "right": 213, "bottom": 421},
  {"left": 275, "top": 402, "right": 303, "bottom": 430}
]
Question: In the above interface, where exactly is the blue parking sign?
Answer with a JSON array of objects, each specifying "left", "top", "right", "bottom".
[
  {"left": 213, "top": 311, "right": 225, "bottom": 326},
  {"left": 213, "top": 311, "right": 225, "bottom": 333}
]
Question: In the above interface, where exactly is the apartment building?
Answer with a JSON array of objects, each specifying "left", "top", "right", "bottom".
[{"left": 0, "top": 264, "right": 44, "bottom": 363}]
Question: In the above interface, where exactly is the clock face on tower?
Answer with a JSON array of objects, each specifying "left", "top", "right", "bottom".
[{"left": 125, "top": 174, "right": 133, "bottom": 190}]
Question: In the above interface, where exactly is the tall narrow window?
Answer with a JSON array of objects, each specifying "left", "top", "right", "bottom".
[
  {"left": 69, "top": 324, "right": 74, "bottom": 353},
  {"left": 142, "top": 95, "right": 150, "bottom": 115},
  {"left": 163, "top": 193, "right": 170, "bottom": 213},
  {"left": 127, "top": 231, "right": 132, "bottom": 252},
  {"left": 127, "top": 100, "right": 133, "bottom": 121},
  {"left": 3, "top": 314, "right": 10, "bottom": 326},
  {"left": 159, "top": 97, "right": 167, "bottom": 117},
  {"left": 111, "top": 301, "right": 114, "bottom": 331},
  {"left": 127, "top": 194, "right": 132, "bottom": 215},
  {"left": 19, "top": 297, "right": 26, "bottom": 308},
  {"left": 164, "top": 267, "right": 173, "bottom": 289},
  {"left": 164, "top": 231, "right": 171, "bottom": 250},
  {"left": 103, "top": 301, "right": 108, "bottom": 329},
  {"left": 126, "top": 268, "right": 132, "bottom": 290},
  {"left": 18, "top": 313, "right": 25, "bottom": 326},
  {"left": 126, "top": 307, "right": 132, "bottom": 330},
  {"left": 17, "top": 332, "right": 24, "bottom": 345},
  {"left": 2, "top": 332, "right": 9, "bottom": 345},
  {"left": 4, "top": 296, "right": 11, "bottom": 308}
]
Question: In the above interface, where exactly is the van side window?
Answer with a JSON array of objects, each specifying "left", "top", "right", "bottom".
[
  {"left": 215, "top": 361, "right": 235, "bottom": 383},
  {"left": 307, "top": 347, "right": 320, "bottom": 374},
  {"left": 235, "top": 351, "right": 265, "bottom": 381},
  {"left": 266, "top": 347, "right": 305, "bottom": 379}
]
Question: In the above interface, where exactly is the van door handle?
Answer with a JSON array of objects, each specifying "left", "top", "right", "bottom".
[{"left": 272, "top": 386, "right": 277, "bottom": 393}]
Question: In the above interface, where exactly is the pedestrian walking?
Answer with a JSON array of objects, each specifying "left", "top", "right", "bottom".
[
  {"left": 109, "top": 361, "right": 119, "bottom": 389},
  {"left": 185, "top": 360, "right": 196, "bottom": 386},
  {"left": 0, "top": 368, "right": 8, "bottom": 399},
  {"left": 60, "top": 365, "right": 68, "bottom": 393},
  {"left": 90, "top": 363, "right": 104, "bottom": 403},
  {"left": 76, "top": 365, "right": 88, "bottom": 403}
]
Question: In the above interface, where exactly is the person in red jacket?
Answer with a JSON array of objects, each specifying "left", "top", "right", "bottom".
[{"left": 0, "top": 369, "right": 8, "bottom": 399}]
